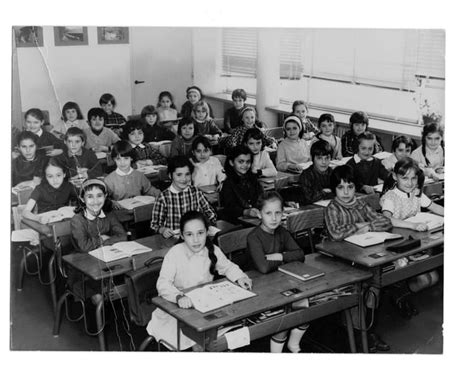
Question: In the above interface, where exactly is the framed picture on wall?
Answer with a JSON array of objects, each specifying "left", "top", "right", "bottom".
[
  {"left": 14, "top": 26, "right": 43, "bottom": 47},
  {"left": 97, "top": 27, "right": 129, "bottom": 44},
  {"left": 54, "top": 26, "right": 88, "bottom": 46}
]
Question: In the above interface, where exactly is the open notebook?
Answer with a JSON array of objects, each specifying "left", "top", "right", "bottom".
[
  {"left": 117, "top": 195, "right": 155, "bottom": 210},
  {"left": 185, "top": 280, "right": 256, "bottom": 313},
  {"left": 344, "top": 232, "right": 403, "bottom": 247},
  {"left": 88, "top": 241, "right": 152, "bottom": 263},
  {"left": 36, "top": 206, "right": 75, "bottom": 224},
  {"left": 405, "top": 213, "right": 444, "bottom": 231}
]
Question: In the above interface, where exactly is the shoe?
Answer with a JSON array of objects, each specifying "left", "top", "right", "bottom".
[
  {"left": 392, "top": 296, "right": 413, "bottom": 319},
  {"left": 368, "top": 333, "right": 390, "bottom": 352}
]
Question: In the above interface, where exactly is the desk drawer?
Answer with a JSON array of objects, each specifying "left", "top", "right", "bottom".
[
  {"left": 108, "top": 283, "right": 128, "bottom": 301},
  {"left": 208, "top": 295, "right": 358, "bottom": 351},
  {"left": 380, "top": 254, "right": 443, "bottom": 287}
]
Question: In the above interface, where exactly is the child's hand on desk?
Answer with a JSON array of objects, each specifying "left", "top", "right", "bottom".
[
  {"left": 265, "top": 253, "right": 283, "bottom": 261},
  {"left": 413, "top": 222, "right": 428, "bottom": 232},
  {"left": 101, "top": 234, "right": 110, "bottom": 242},
  {"left": 355, "top": 222, "right": 370, "bottom": 234},
  {"left": 361, "top": 185, "right": 375, "bottom": 194},
  {"left": 244, "top": 208, "right": 259, "bottom": 218},
  {"left": 288, "top": 164, "right": 303, "bottom": 173},
  {"left": 32, "top": 176, "right": 42, "bottom": 186},
  {"left": 236, "top": 277, "right": 252, "bottom": 291},
  {"left": 160, "top": 227, "right": 175, "bottom": 239},
  {"left": 177, "top": 295, "right": 193, "bottom": 309},
  {"left": 93, "top": 145, "right": 109, "bottom": 153}
]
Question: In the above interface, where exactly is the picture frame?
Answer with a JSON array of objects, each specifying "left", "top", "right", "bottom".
[
  {"left": 13, "top": 26, "right": 43, "bottom": 47},
  {"left": 97, "top": 27, "right": 129, "bottom": 45},
  {"left": 54, "top": 26, "right": 88, "bottom": 46}
]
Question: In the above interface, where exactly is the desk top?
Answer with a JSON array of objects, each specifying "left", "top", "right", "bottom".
[
  {"left": 258, "top": 171, "right": 300, "bottom": 190},
  {"left": 315, "top": 227, "right": 444, "bottom": 268},
  {"left": 21, "top": 217, "right": 69, "bottom": 238},
  {"left": 62, "top": 235, "right": 175, "bottom": 281},
  {"left": 151, "top": 253, "right": 371, "bottom": 333}
]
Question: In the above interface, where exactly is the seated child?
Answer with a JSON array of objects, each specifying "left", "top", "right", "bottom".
[
  {"left": 346, "top": 132, "right": 390, "bottom": 194},
  {"left": 57, "top": 127, "right": 102, "bottom": 187},
  {"left": 22, "top": 157, "right": 78, "bottom": 222},
  {"left": 220, "top": 145, "right": 264, "bottom": 224},
  {"left": 299, "top": 140, "right": 334, "bottom": 204},
  {"left": 276, "top": 115, "right": 311, "bottom": 173},
  {"left": 104, "top": 141, "right": 161, "bottom": 201},
  {"left": 324, "top": 165, "right": 392, "bottom": 241},
  {"left": 12, "top": 131, "right": 46, "bottom": 186},
  {"left": 247, "top": 191, "right": 307, "bottom": 353},
  {"left": 292, "top": 100, "right": 318, "bottom": 141},
  {"left": 52, "top": 101, "right": 89, "bottom": 139},
  {"left": 190, "top": 136, "right": 226, "bottom": 188},
  {"left": 147, "top": 211, "right": 251, "bottom": 351},
  {"left": 243, "top": 128, "right": 277, "bottom": 178},
  {"left": 382, "top": 135, "right": 416, "bottom": 171},
  {"left": 156, "top": 91, "right": 179, "bottom": 134},
  {"left": 70, "top": 179, "right": 127, "bottom": 253},
  {"left": 341, "top": 111, "right": 384, "bottom": 157},
  {"left": 223, "top": 88, "right": 247, "bottom": 133},
  {"left": 221, "top": 106, "right": 275, "bottom": 152},
  {"left": 410, "top": 122, "right": 444, "bottom": 180},
  {"left": 150, "top": 156, "right": 217, "bottom": 239},
  {"left": 24, "top": 108, "right": 66, "bottom": 155},
  {"left": 99, "top": 93, "right": 127, "bottom": 136},
  {"left": 123, "top": 120, "right": 167, "bottom": 167},
  {"left": 83, "top": 107, "right": 120, "bottom": 153},
  {"left": 315, "top": 113, "right": 342, "bottom": 160},
  {"left": 380, "top": 157, "right": 443, "bottom": 318},
  {"left": 192, "top": 100, "right": 222, "bottom": 146},
  {"left": 141, "top": 105, "right": 175, "bottom": 143},
  {"left": 180, "top": 85, "right": 214, "bottom": 120},
  {"left": 170, "top": 117, "right": 198, "bottom": 157}
]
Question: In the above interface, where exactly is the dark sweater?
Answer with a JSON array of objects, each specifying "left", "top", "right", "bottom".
[
  {"left": 57, "top": 148, "right": 103, "bottom": 179},
  {"left": 180, "top": 101, "right": 214, "bottom": 120},
  {"left": 37, "top": 129, "right": 67, "bottom": 151},
  {"left": 341, "top": 130, "right": 384, "bottom": 157},
  {"left": 247, "top": 225, "right": 304, "bottom": 274},
  {"left": 11, "top": 152, "right": 47, "bottom": 186},
  {"left": 223, "top": 107, "right": 243, "bottom": 133},
  {"left": 30, "top": 180, "right": 78, "bottom": 213},
  {"left": 143, "top": 124, "right": 176, "bottom": 143},
  {"left": 346, "top": 157, "right": 389, "bottom": 191},
  {"left": 299, "top": 166, "right": 334, "bottom": 204}
]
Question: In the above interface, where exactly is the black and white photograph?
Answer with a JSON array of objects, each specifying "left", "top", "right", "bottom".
[{"left": 4, "top": 1, "right": 472, "bottom": 380}]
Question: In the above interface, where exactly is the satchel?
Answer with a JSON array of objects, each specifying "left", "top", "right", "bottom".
[
  {"left": 386, "top": 236, "right": 421, "bottom": 253},
  {"left": 125, "top": 256, "right": 163, "bottom": 327}
]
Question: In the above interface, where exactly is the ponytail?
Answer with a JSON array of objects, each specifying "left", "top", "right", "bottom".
[{"left": 206, "top": 237, "right": 218, "bottom": 278}]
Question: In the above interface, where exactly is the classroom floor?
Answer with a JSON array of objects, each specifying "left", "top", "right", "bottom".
[{"left": 10, "top": 244, "right": 443, "bottom": 353}]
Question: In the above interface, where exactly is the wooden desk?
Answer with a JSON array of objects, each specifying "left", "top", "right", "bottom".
[
  {"left": 258, "top": 171, "right": 301, "bottom": 190},
  {"left": 198, "top": 184, "right": 219, "bottom": 205},
  {"left": 152, "top": 253, "right": 372, "bottom": 352},
  {"left": 55, "top": 234, "right": 176, "bottom": 351},
  {"left": 314, "top": 227, "right": 444, "bottom": 288}
]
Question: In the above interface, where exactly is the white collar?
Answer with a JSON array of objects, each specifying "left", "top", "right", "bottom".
[
  {"left": 354, "top": 154, "right": 374, "bottom": 163},
  {"left": 393, "top": 187, "right": 419, "bottom": 198},
  {"left": 131, "top": 143, "right": 146, "bottom": 149},
  {"left": 84, "top": 209, "right": 106, "bottom": 220},
  {"left": 170, "top": 183, "right": 189, "bottom": 193},
  {"left": 116, "top": 167, "right": 134, "bottom": 176},
  {"left": 34, "top": 129, "right": 43, "bottom": 137}
]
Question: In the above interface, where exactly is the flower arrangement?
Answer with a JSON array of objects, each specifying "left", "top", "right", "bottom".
[{"left": 419, "top": 99, "right": 443, "bottom": 125}]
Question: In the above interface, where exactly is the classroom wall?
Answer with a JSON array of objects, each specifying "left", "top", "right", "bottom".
[{"left": 16, "top": 27, "right": 132, "bottom": 128}]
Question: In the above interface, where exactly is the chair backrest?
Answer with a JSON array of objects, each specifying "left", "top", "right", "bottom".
[
  {"left": 51, "top": 220, "right": 73, "bottom": 276},
  {"left": 12, "top": 205, "right": 27, "bottom": 231},
  {"left": 215, "top": 227, "right": 254, "bottom": 270},
  {"left": 133, "top": 204, "right": 154, "bottom": 224},
  {"left": 127, "top": 114, "right": 141, "bottom": 121},
  {"left": 157, "top": 141, "right": 172, "bottom": 158},
  {"left": 286, "top": 208, "right": 325, "bottom": 233},
  {"left": 15, "top": 187, "right": 34, "bottom": 205},
  {"left": 214, "top": 118, "right": 224, "bottom": 131},
  {"left": 213, "top": 154, "right": 226, "bottom": 167}
]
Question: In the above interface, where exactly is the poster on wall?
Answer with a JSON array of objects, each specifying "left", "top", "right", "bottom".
[
  {"left": 97, "top": 27, "right": 129, "bottom": 44},
  {"left": 54, "top": 26, "right": 88, "bottom": 46},
  {"left": 13, "top": 26, "right": 43, "bottom": 47}
]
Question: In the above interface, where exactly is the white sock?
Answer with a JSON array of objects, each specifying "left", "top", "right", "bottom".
[
  {"left": 270, "top": 334, "right": 287, "bottom": 353},
  {"left": 287, "top": 325, "right": 309, "bottom": 353}
]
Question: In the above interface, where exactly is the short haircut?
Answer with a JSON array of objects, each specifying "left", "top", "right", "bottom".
[
  {"left": 310, "top": 139, "right": 333, "bottom": 159},
  {"left": 25, "top": 108, "right": 44, "bottom": 122},
  {"left": 329, "top": 165, "right": 356, "bottom": 193},
  {"left": 291, "top": 100, "right": 307, "bottom": 113},
  {"left": 123, "top": 119, "right": 144, "bottom": 136},
  {"left": 357, "top": 131, "right": 376, "bottom": 144},
  {"left": 87, "top": 107, "right": 106, "bottom": 122},
  {"left": 111, "top": 140, "right": 135, "bottom": 161},
  {"left": 177, "top": 117, "right": 197, "bottom": 137},
  {"left": 191, "top": 135, "right": 212, "bottom": 151},
  {"left": 242, "top": 128, "right": 265, "bottom": 149},
  {"left": 62, "top": 101, "right": 84, "bottom": 120},
  {"left": 99, "top": 93, "right": 116, "bottom": 106},
  {"left": 256, "top": 190, "right": 284, "bottom": 210},
  {"left": 391, "top": 135, "right": 416, "bottom": 152},
  {"left": 43, "top": 156, "right": 69, "bottom": 180},
  {"left": 17, "top": 130, "right": 38, "bottom": 146},
  {"left": 141, "top": 105, "right": 158, "bottom": 118},
  {"left": 232, "top": 88, "right": 247, "bottom": 101},
  {"left": 317, "top": 113, "right": 335, "bottom": 128},
  {"left": 349, "top": 111, "right": 369, "bottom": 128},
  {"left": 168, "top": 155, "right": 194, "bottom": 175},
  {"left": 65, "top": 127, "right": 86, "bottom": 142}
]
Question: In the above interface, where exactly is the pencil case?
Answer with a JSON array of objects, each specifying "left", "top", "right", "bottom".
[{"left": 386, "top": 236, "right": 421, "bottom": 253}]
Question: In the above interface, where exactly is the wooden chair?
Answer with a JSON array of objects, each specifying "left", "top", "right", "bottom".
[
  {"left": 157, "top": 141, "right": 172, "bottom": 158},
  {"left": 133, "top": 204, "right": 154, "bottom": 224},
  {"left": 286, "top": 208, "right": 325, "bottom": 253},
  {"left": 215, "top": 227, "right": 254, "bottom": 271}
]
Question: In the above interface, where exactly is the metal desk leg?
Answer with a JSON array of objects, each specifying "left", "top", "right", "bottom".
[
  {"left": 343, "top": 309, "right": 356, "bottom": 353},
  {"left": 359, "top": 288, "right": 368, "bottom": 354},
  {"left": 92, "top": 294, "right": 106, "bottom": 351},
  {"left": 48, "top": 255, "right": 57, "bottom": 314}
]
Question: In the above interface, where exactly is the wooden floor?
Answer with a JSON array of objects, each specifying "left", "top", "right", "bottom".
[{"left": 10, "top": 244, "right": 443, "bottom": 353}]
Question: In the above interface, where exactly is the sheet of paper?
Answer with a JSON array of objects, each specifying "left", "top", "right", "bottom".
[
  {"left": 313, "top": 199, "right": 331, "bottom": 207},
  {"left": 344, "top": 232, "right": 402, "bottom": 247},
  {"left": 224, "top": 327, "right": 250, "bottom": 350},
  {"left": 405, "top": 213, "right": 444, "bottom": 230},
  {"left": 373, "top": 151, "right": 392, "bottom": 160}
]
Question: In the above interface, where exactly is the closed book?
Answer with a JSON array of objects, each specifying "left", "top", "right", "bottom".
[
  {"left": 344, "top": 232, "right": 403, "bottom": 247},
  {"left": 278, "top": 262, "right": 325, "bottom": 281}
]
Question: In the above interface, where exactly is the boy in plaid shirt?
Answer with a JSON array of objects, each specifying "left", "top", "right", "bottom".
[
  {"left": 99, "top": 93, "right": 127, "bottom": 136},
  {"left": 150, "top": 156, "right": 217, "bottom": 238}
]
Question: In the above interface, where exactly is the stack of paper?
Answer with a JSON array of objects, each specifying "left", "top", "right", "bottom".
[
  {"left": 405, "top": 213, "right": 444, "bottom": 230},
  {"left": 89, "top": 241, "right": 152, "bottom": 262},
  {"left": 117, "top": 195, "right": 155, "bottom": 210},
  {"left": 344, "top": 232, "right": 403, "bottom": 247}
]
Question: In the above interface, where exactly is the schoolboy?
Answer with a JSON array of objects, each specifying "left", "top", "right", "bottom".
[
  {"left": 223, "top": 88, "right": 247, "bottom": 133},
  {"left": 12, "top": 131, "right": 46, "bottom": 186},
  {"left": 99, "top": 93, "right": 127, "bottom": 136},
  {"left": 346, "top": 132, "right": 390, "bottom": 194},
  {"left": 83, "top": 108, "right": 120, "bottom": 153},
  {"left": 141, "top": 105, "right": 176, "bottom": 143},
  {"left": 58, "top": 127, "right": 102, "bottom": 185},
  {"left": 299, "top": 140, "right": 334, "bottom": 204},
  {"left": 341, "top": 111, "right": 383, "bottom": 157}
]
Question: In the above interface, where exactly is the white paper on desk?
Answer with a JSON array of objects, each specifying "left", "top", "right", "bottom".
[
  {"left": 313, "top": 199, "right": 331, "bottom": 207},
  {"left": 11, "top": 229, "right": 40, "bottom": 245},
  {"left": 37, "top": 206, "right": 75, "bottom": 224},
  {"left": 117, "top": 195, "right": 155, "bottom": 210},
  {"left": 405, "top": 213, "right": 444, "bottom": 230},
  {"left": 330, "top": 157, "right": 351, "bottom": 166},
  {"left": 95, "top": 152, "right": 107, "bottom": 159},
  {"left": 344, "top": 232, "right": 403, "bottom": 247},
  {"left": 373, "top": 151, "right": 392, "bottom": 160},
  {"left": 373, "top": 184, "right": 384, "bottom": 193},
  {"left": 299, "top": 161, "right": 313, "bottom": 170},
  {"left": 224, "top": 327, "right": 250, "bottom": 350}
]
